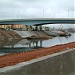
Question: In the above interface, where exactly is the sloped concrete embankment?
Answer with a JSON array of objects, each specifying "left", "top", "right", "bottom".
[{"left": 15, "top": 30, "right": 52, "bottom": 39}]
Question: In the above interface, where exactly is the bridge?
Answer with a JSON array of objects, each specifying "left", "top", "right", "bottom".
[{"left": 0, "top": 18, "right": 75, "bottom": 26}]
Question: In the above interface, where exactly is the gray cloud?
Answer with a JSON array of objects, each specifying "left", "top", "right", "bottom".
[{"left": 0, "top": 0, "right": 74, "bottom": 19}]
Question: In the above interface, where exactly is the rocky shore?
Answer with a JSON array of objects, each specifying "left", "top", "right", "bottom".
[{"left": 0, "top": 42, "right": 75, "bottom": 68}]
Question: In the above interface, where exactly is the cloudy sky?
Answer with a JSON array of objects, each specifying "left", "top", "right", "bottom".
[{"left": 0, "top": 0, "right": 74, "bottom": 20}]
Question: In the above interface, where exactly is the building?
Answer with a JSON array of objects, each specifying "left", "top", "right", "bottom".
[{"left": 0, "top": 24, "right": 32, "bottom": 30}]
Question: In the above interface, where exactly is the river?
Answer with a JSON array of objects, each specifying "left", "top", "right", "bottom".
[
  {"left": 0, "top": 33, "right": 75, "bottom": 54},
  {"left": 0, "top": 33, "right": 75, "bottom": 75}
]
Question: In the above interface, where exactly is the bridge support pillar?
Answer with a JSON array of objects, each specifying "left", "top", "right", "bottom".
[
  {"left": 36, "top": 41, "right": 38, "bottom": 47},
  {"left": 39, "top": 26, "right": 42, "bottom": 31},
  {"left": 35, "top": 26, "right": 38, "bottom": 31}
]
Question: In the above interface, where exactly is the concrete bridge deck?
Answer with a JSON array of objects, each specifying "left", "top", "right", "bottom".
[{"left": 0, "top": 18, "right": 75, "bottom": 26}]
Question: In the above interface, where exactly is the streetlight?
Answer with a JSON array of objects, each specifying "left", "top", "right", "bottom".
[
  {"left": 43, "top": 9, "right": 44, "bottom": 18},
  {"left": 67, "top": 9, "right": 69, "bottom": 18},
  {"left": 17, "top": 10, "right": 19, "bottom": 19}
]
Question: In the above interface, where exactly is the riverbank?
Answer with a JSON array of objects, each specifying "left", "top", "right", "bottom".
[
  {"left": 0, "top": 30, "right": 52, "bottom": 41},
  {"left": 0, "top": 42, "right": 75, "bottom": 68},
  {"left": 0, "top": 30, "right": 22, "bottom": 41},
  {"left": 0, "top": 30, "right": 22, "bottom": 48}
]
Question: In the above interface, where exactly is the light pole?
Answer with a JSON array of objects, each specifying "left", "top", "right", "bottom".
[
  {"left": 53, "top": 12, "right": 55, "bottom": 18},
  {"left": 43, "top": 9, "right": 44, "bottom": 18},
  {"left": 68, "top": 9, "right": 69, "bottom": 18},
  {"left": 17, "top": 10, "right": 19, "bottom": 19}
]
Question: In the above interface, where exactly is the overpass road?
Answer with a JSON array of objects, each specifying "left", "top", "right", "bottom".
[{"left": 0, "top": 18, "right": 75, "bottom": 26}]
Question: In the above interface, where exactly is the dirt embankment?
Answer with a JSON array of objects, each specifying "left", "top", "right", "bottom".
[
  {"left": 0, "top": 30, "right": 22, "bottom": 47},
  {"left": 0, "top": 42, "right": 75, "bottom": 68},
  {"left": 0, "top": 30, "right": 22, "bottom": 41}
]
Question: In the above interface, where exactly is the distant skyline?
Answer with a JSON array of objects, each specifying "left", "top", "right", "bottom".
[{"left": 0, "top": 0, "right": 74, "bottom": 20}]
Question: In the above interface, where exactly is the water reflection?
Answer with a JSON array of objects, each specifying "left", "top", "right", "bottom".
[
  {"left": 0, "top": 39, "right": 44, "bottom": 53},
  {"left": 0, "top": 33, "right": 75, "bottom": 54},
  {"left": 1, "top": 49, "right": 75, "bottom": 75}
]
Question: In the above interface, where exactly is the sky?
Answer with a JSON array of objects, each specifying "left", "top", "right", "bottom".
[{"left": 0, "top": 0, "right": 75, "bottom": 20}]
